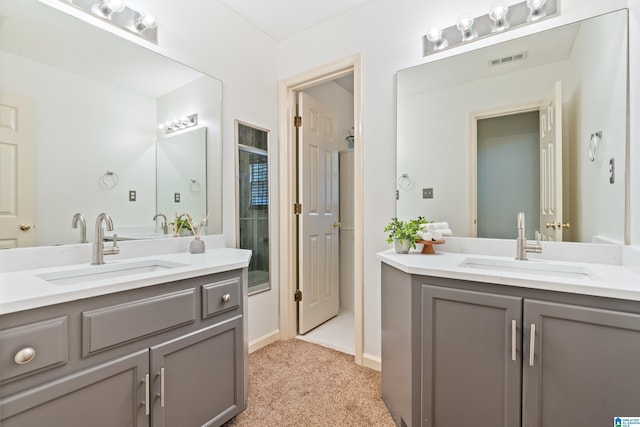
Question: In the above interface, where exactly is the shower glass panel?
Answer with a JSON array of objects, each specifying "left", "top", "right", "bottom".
[{"left": 237, "top": 122, "right": 270, "bottom": 294}]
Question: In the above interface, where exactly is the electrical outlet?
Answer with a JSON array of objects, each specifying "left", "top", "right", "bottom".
[
  {"left": 129, "top": 190, "right": 136, "bottom": 202},
  {"left": 423, "top": 188, "right": 434, "bottom": 199},
  {"left": 609, "top": 158, "right": 615, "bottom": 184},
  {"left": 174, "top": 193, "right": 181, "bottom": 203},
  {"left": 395, "top": 190, "right": 399, "bottom": 200}
]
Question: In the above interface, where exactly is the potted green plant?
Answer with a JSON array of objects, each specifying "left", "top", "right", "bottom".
[
  {"left": 171, "top": 213, "right": 195, "bottom": 237},
  {"left": 384, "top": 216, "right": 427, "bottom": 254}
]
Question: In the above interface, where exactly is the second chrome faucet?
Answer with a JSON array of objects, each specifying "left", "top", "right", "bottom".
[{"left": 516, "top": 212, "right": 542, "bottom": 260}]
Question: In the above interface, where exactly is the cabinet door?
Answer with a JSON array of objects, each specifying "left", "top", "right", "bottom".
[
  {"left": 523, "top": 300, "right": 640, "bottom": 427},
  {"left": 422, "top": 285, "right": 522, "bottom": 427},
  {"left": 0, "top": 349, "right": 148, "bottom": 427},
  {"left": 150, "top": 316, "right": 243, "bottom": 427}
]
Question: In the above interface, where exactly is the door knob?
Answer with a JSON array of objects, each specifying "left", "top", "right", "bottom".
[
  {"left": 332, "top": 222, "right": 342, "bottom": 228},
  {"left": 19, "top": 224, "right": 31, "bottom": 231},
  {"left": 545, "top": 222, "right": 556, "bottom": 229}
]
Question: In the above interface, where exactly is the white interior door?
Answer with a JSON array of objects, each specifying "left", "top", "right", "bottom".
[
  {"left": 298, "top": 91, "right": 340, "bottom": 334},
  {"left": 539, "top": 81, "right": 563, "bottom": 241},
  {"left": 0, "top": 92, "right": 35, "bottom": 248}
]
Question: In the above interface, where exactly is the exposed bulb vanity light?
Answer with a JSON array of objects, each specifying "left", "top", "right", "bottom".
[
  {"left": 422, "top": 0, "right": 558, "bottom": 56},
  {"left": 489, "top": 2, "right": 510, "bottom": 32},
  {"left": 456, "top": 14, "right": 477, "bottom": 41},
  {"left": 58, "top": 0, "right": 159, "bottom": 43},
  {"left": 135, "top": 12, "right": 158, "bottom": 32},
  {"left": 426, "top": 27, "right": 448, "bottom": 50},
  {"left": 92, "top": 0, "right": 125, "bottom": 19},
  {"left": 164, "top": 114, "right": 198, "bottom": 134},
  {"left": 526, "top": 0, "right": 548, "bottom": 21}
]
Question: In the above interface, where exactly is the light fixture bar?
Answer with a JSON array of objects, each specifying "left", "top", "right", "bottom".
[
  {"left": 423, "top": 0, "right": 558, "bottom": 57},
  {"left": 164, "top": 114, "right": 198, "bottom": 134},
  {"left": 60, "top": 0, "right": 158, "bottom": 44}
]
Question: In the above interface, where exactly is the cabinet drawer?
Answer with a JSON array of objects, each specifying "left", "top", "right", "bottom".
[
  {"left": 202, "top": 277, "right": 241, "bottom": 319},
  {"left": 82, "top": 289, "right": 196, "bottom": 357},
  {"left": 0, "top": 317, "right": 68, "bottom": 382}
]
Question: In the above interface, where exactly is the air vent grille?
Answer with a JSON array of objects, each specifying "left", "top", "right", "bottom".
[{"left": 489, "top": 52, "right": 528, "bottom": 67}]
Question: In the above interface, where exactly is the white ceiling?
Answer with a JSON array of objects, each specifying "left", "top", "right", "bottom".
[{"left": 218, "top": 0, "right": 372, "bottom": 41}]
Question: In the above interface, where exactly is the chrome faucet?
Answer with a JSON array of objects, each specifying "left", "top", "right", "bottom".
[
  {"left": 153, "top": 213, "right": 168, "bottom": 234},
  {"left": 516, "top": 212, "right": 542, "bottom": 260},
  {"left": 71, "top": 213, "right": 87, "bottom": 243},
  {"left": 92, "top": 213, "right": 119, "bottom": 265}
]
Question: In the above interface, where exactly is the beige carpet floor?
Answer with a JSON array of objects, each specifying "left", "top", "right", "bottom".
[{"left": 224, "top": 339, "right": 395, "bottom": 427}]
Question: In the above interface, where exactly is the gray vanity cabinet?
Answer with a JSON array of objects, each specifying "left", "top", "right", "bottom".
[
  {"left": 0, "top": 269, "right": 246, "bottom": 427},
  {"left": 382, "top": 263, "right": 640, "bottom": 427},
  {"left": 522, "top": 300, "right": 640, "bottom": 427},
  {"left": 421, "top": 286, "right": 522, "bottom": 427},
  {"left": 150, "top": 317, "right": 243, "bottom": 427},
  {"left": 0, "top": 349, "right": 149, "bottom": 426}
]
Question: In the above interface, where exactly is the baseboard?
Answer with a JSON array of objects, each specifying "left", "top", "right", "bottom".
[
  {"left": 362, "top": 353, "right": 381, "bottom": 371},
  {"left": 249, "top": 330, "right": 280, "bottom": 354}
]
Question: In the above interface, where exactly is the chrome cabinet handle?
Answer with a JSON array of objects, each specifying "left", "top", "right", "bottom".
[
  {"left": 511, "top": 320, "right": 517, "bottom": 361},
  {"left": 529, "top": 324, "right": 536, "bottom": 367},
  {"left": 144, "top": 373, "right": 150, "bottom": 415},
  {"left": 222, "top": 294, "right": 231, "bottom": 303},
  {"left": 14, "top": 347, "right": 36, "bottom": 364},
  {"left": 160, "top": 367, "right": 165, "bottom": 407}
]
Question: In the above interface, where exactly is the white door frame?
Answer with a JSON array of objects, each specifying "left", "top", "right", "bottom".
[
  {"left": 469, "top": 102, "right": 540, "bottom": 237},
  {"left": 278, "top": 54, "right": 364, "bottom": 365}
]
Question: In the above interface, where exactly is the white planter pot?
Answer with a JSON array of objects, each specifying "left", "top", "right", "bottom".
[{"left": 394, "top": 238, "right": 411, "bottom": 254}]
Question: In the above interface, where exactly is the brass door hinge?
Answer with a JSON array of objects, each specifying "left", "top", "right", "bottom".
[
  {"left": 294, "top": 203, "right": 302, "bottom": 215},
  {"left": 294, "top": 289, "right": 302, "bottom": 302},
  {"left": 294, "top": 115, "right": 302, "bottom": 128}
]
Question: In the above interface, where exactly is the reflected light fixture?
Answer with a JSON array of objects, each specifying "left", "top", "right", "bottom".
[
  {"left": 456, "top": 14, "right": 477, "bottom": 41},
  {"left": 426, "top": 26, "right": 448, "bottom": 50},
  {"left": 489, "top": 1, "right": 510, "bottom": 32},
  {"left": 526, "top": 0, "right": 548, "bottom": 21},
  {"left": 91, "top": 0, "right": 125, "bottom": 19},
  {"left": 164, "top": 114, "right": 198, "bottom": 134}
]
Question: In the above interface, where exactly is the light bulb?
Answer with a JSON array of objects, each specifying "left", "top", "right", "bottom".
[
  {"left": 135, "top": 12, "right": 158, "bottom": 32},
  {"left": 426, "top": 26, "right": 448, "bottom": 50},
  {"left": 526, "top": 0, "right": 548, "bottom": 21},
  {"left": 92, "top": 0, "right": 126, "bottom": 18},
  {"left": 489, "top": 1, "right": 510, "bottom": 32},
  {"left": 456, "top": 14, "right": 477, "bottom": 41}
]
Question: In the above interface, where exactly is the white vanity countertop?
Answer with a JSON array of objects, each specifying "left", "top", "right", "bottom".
[
  {"left": 0, "top": 248, "right": 252, "bottom": 315},
  {"left": 377, "top": 247, "right": 640, "bottom": 302}
]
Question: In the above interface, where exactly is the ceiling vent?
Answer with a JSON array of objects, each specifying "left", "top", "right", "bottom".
[{"left": 489, "top": 52, "right": 528, "bottom": 67}]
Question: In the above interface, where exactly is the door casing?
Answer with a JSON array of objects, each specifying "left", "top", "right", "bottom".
[{"left": 278, "top": 54, "right": 364, "bottom": 365}]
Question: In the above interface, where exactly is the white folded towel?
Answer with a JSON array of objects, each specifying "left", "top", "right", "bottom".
[
  {"left": 426, "top": 222, "right": 449, "bottom": 232},
  {"left": 419, "top": 227, "right": 453, "bottom": 241}
]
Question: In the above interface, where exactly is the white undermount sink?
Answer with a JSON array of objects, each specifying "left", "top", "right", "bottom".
[
  {"left": 37, "top": 260, "right": 187, "bottom": 285},
  {"left": 458, "top": 257, "right": 596, "bottom": 280}
]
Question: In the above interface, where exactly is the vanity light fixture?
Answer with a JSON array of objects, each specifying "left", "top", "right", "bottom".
[
  {"left": 526, "top": 0, "right": 548, "bottom": 21},
  {"left": 58, "top": 0, "right": 159, "bottom": 44},
  {"left": 426, "top": 27, "right": 448, "bottom": 50},
  {"left": 456, "top": 14, "right": 478, "bottom": 41},
  {"left": 423, "top": 0, "right": 558, "bottom": 56},
  {"left": 489, "top": 2, "right": 510, "bottom": 32},
  {"left": 164, "top": 114, "right": 198, "bottom": 134}
]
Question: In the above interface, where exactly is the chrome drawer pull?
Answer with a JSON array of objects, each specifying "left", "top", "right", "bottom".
[
  {"left": 529, "top": 324, "right": 536, "bottom": 367},
  {"left": 144, "top": 373, "right": 150, "bottom": 415},
  {"left": 511, "top": 320, "right": 517, "bottom": 361},
  {"left": 160, "top": 367, "right": 165, "bottom": 407},
  {"left": 14, "top": 347, "right": 36, "bottom": 365},
  {"left": 222, "top": 294, "right": 231, "bottom": 303}
]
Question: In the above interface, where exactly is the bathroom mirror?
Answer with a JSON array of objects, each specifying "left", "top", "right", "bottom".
[
  {"left": 0, "top": 0, "right": 222, "bottom": 248},
  {"left": 396, "top": 9, "right": 628, "bottom": 244},
  {"left": 157, "top": 127, "right": 208, "bottom": 225}
]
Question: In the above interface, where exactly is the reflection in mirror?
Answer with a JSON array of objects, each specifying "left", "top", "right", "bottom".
[
  {"left": 397, "top": 9, "right": 628, "bottom": 244},
  {"left": 157, "top": 127, "right": 207, "bottom": 228},
  {"left": 236, "top": 121, "right": 270, "bottom": 294},
  {"left": 0, "top": 0, "right": 222, "bottom": 248}
]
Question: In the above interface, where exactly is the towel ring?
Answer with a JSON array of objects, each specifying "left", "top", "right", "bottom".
[
  {"left": 189, "top": 179, "right": 201, "bottom": 193},
  {"left": 398, "top": 173, "right": 412, "bottom": 190},
  {"left": 99, "top": 171, "right": 119, "bottom": 190},
  {"left": 589, "top": 131, "right": 602, "bottom": 162}
]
